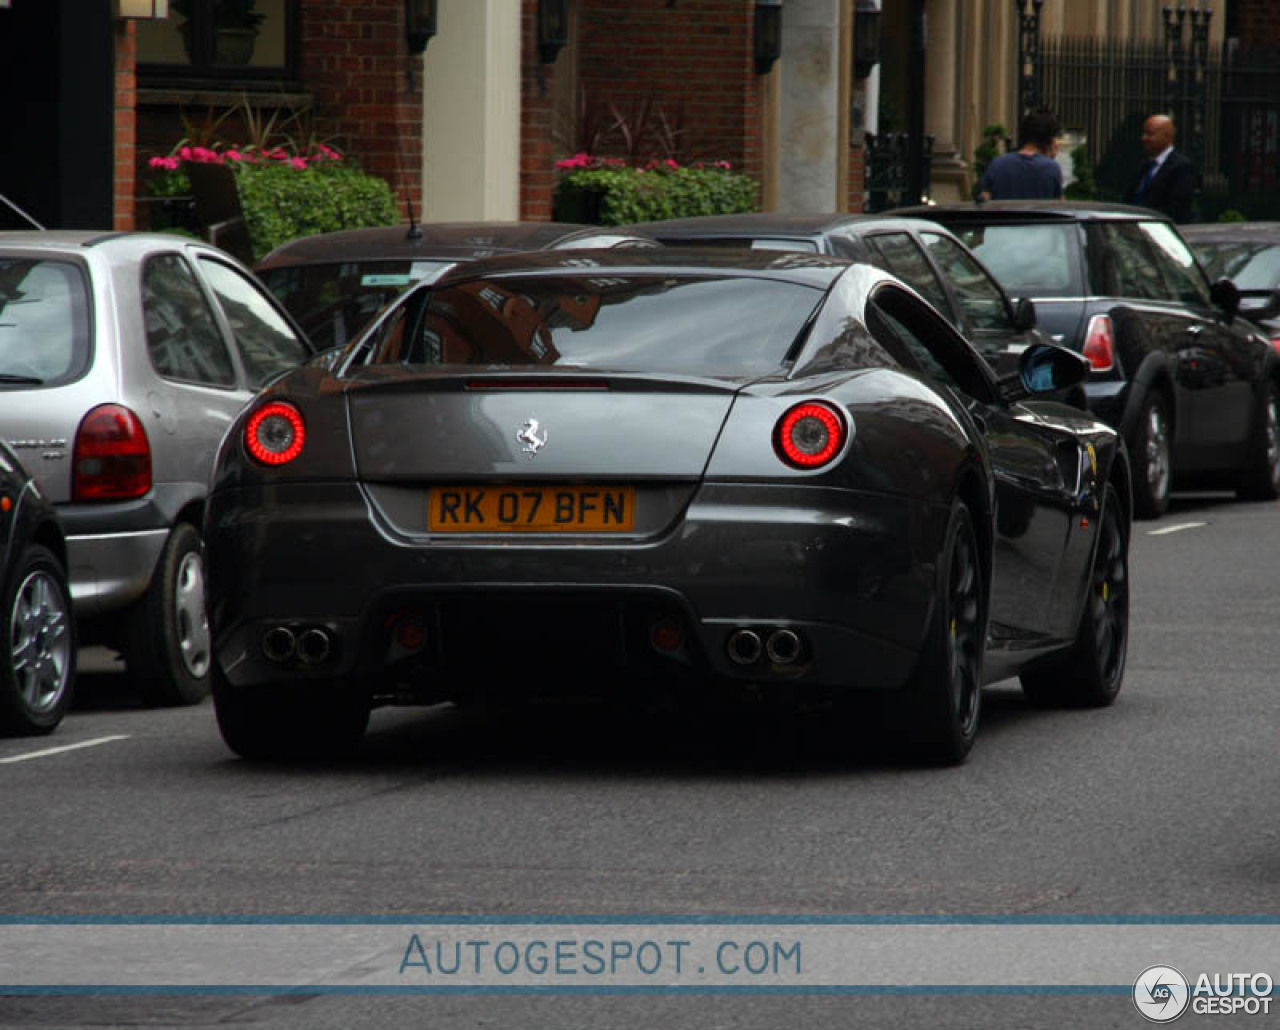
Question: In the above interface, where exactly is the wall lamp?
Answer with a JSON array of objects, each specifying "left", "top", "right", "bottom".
[
  {"left": 538, "top": 0, "right": 569, "bottom": 65},
  {"left": 754, "top": 0, "right": 782, "bottom": 75},
  {"left": 116, "top": 0, "right": 170, "bottom": 17},
  {"left": 406, "top": 0, "right": 437, "bottom": 55},
  {"left": 854, "top": 0, "right": 882, "bottom": 80}
]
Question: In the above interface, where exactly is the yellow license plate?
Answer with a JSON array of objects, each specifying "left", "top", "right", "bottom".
[{"left": 429, "top": 486, "right": 636, "bottom": 533}]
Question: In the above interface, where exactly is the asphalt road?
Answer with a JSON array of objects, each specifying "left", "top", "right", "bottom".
[{"left": 2, "top": 491, "right": 1278, "bottom": 1029}]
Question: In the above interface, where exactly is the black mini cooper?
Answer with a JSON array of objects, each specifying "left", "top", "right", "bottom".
[{"left": 897, "top": 201, "right": 1280, "bottom": 518}]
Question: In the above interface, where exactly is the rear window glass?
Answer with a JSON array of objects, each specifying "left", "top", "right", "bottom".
[
  {"left": 658, "top": 237, "right": 820, "bottom": 254},
  {"left": 951, "top": 223, "right": 1081, "bottom": 297},
  {"left": 1190, "top": 241, "right": 1280, "bottom": 292},
  {"left": 259, "top": 259, "right": 454, "bottom": 352},
  {"left": 0, "top": 258, "right": 91, "bottom": 387},
  {"left": 361, "top": 274, "right": 824, "bottom": 377}
]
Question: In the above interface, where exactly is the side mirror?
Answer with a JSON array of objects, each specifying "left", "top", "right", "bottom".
[
  {"left": 1210, "top": 277, "right": 1241, "bottom": 320},
  {"left": 1003, "top": 342, "right": 1090, "bottom": 401},
  {"left": 1011, "top": 297, "right": 1038, "bottom": 333}
]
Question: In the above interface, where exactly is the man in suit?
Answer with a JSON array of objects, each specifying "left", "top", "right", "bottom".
[{"left": 1127, "top": 114, "right": 1198, "bottom": 223}]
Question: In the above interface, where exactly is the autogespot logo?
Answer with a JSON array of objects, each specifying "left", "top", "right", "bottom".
[{"left": 1134, "top": 964, "right": 1192, "bottom": 1023}]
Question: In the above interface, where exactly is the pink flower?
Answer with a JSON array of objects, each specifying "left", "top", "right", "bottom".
[
  {"left": 715, "top": 160, "right": 732, "bottom": 170},
  {"left": 665, "top": 159, "right": 679, "bottom": 169},
  {"left": 224, "top": 149, "right": 243, "bottom": 162},
  {"left": 290, "top": 157, "right": 308, "bottom": 170}
]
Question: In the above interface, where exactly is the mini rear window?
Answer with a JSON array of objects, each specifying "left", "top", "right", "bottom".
[
  {"left": 0, "top": 258, "right": 92, "bottom": 387},
  {"left": 360, "top": 274, "right": 824, "bottom": 377},
  {"left": 259, "top": 259, "right": 455, "bottom": 352},
  {"left": 951, "top": 223, "right": 1082, "bottom": 298}
]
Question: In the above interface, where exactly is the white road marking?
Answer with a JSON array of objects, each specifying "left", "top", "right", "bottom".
[
  {"left": 1148, "top": 521, "right": 1208, "bottom": 536},
  {"left": 0, "top": 735, "right": 130, "bottom": 765}
]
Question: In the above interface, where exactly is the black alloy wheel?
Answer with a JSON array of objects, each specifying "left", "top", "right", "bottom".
[
  {"left": 1021, "top": 482, "right": 1128, "bottom": 708},
  {"left": 897, "top": 501, "right": 985, "bottom": 765}
]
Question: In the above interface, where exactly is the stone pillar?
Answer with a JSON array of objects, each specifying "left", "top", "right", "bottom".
[
  {"left": 423, "top": 0, "right": 521, "bottom": 220},
  {"left": 924, "top": 0, "right": 966, "bottom": 202},
  {"left": 778, "top": 0, "right": 844, "bottom": 213}
]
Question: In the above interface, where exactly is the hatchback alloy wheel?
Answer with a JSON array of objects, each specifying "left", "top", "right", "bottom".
[
  {"left": 9, "top": 568, "right": 72, "bottom": 717},
  {"left": 174, "top": 550, "right": 211, "bottom": 680}
]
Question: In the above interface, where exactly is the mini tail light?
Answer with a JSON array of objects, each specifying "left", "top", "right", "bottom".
[
  {"left": 73, "top": 404, "right": 152, "bottom": 502},
  {"left": 774, "top": 401, "right": 847, "bottom": 469},
  {"left": 245, "top": 401, "right": 305, "bottom": 466},
  {"left": 1081, "top": 314, "right": 1115, "bottom": 372},
  {"left": 1270, "top": 335, "right": 1280, "bottom": 355}
]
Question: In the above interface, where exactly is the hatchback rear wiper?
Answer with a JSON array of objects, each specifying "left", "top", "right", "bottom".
[{"left": 0, "top": 373, "right": 43, "bottom": 385}]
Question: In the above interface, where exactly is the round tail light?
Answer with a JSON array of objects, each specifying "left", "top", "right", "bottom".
[
  {"left": 774, "top": 401, "right": 847, "bottom": 469},
  {"left": 245, "top": 402, "right": 305, "bottom": 466}
]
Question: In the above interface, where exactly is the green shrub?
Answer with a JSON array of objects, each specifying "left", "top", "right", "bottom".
[
  {"left": 553, "top": 163, "right": 758, "bottom": 225},
  {"left": 1217, "top": 208, "right": 1247, "bottom": 223},
  {"left": 1063, "top": 144, "right": 1098, "bottom": 201},
  {"left": 233, "top": 161, "right": 399, "bottom": 259}
]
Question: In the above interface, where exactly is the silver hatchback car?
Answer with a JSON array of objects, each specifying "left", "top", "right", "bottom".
[{"left": 0, "top": 231, "right": 313, "bottom": 705}]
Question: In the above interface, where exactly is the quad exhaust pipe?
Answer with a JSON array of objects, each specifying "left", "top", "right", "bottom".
[
  {"left": 262, "top": 625, "right": 334, "bottom": 665},
  {"left": 726, "top": 626, "right": 805, "bottom": 668}
]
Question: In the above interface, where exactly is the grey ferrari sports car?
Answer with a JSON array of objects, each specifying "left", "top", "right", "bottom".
[{"left": 205, "top": 249, "right": 1132, "bottom": 764}]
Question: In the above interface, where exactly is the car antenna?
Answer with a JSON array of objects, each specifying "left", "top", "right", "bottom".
[
  {"left": 0, "top": 190, "right": 45, "bottom": 230},
  {"left": 405, "top": 195, "right": 424, "bottom": 243}
]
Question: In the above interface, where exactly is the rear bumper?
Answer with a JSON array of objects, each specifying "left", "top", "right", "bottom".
[
  {"left": 206, "top": 481, "right": 947, "bottom": 697},
  {"left": 66, "top": 529, "right": 167, "bottom": 617}
]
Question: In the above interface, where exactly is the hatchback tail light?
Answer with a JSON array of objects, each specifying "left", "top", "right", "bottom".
[
  {"left": 1081, "top": 314, "right": 1115, "bottom": 372},
  {"left": 245, "top": 401, "right": 306, "bottom": 466},
  {"left": 1270, "top": 335, "right": 1280, "bottom": 355},
  {"left": 73, "top": 404, "right": 152, "bottom": 501},
  {"left": 774, "top": 401, "right": 847, "bottom": 469}
]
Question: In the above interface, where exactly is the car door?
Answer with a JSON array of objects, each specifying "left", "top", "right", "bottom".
[
  {"left": 1136, "top": 220, "right": 1259, "bottom": 456},
  {"left": 140, "top": 252, "right": 250, "bottom": 495},
  {"left": 917, "top": 229, "right": 1037, "bottom": 361},
  {"left": 864, "top": 285, "right": 1078, "bottom": 647},
  {"left": 194, "top": 255, "right": 313, "bottom": 389}
]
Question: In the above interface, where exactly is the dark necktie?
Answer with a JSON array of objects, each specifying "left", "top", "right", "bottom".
[{"left": 1137, "top": 160, "right": 1158, "bottom": 199}]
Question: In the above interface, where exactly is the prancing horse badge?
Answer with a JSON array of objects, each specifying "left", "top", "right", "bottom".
[{"left": 516, "top": 419, "right": 548, "bottom": 458}]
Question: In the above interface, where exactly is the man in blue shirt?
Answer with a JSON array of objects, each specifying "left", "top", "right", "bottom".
[{"left": 976, "top": 109, "right": 1063, "bottom": 201}]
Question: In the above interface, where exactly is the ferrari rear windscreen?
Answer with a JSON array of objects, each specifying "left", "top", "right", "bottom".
[{"left": 364, "top": 275, "right": 825, "bottom": 376}]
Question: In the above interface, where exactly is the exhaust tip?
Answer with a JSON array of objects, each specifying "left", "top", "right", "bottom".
[
  {"left": 297, "top": 627, "right": 332, "bottom": 665},
  {"left": 726, "top": 628, "right": 763, "bottom": 666},
  {"left": 765, "top": 628, "right": 802, "bottom": 666},
  {"left": 262, "top": 626, "right": 296, "bottom": 663}
]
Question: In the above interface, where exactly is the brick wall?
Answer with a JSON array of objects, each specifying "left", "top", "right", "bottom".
[
  {"left": 518, "top": 0, "right": 766, "bottom": 218},
  {"left": 114, "top": 20, "right": 138, "bottom": 230},
  {"left": 575, "top": 0, "right": 763, "bottom": 176},
  {"left": 521, "top": 0, "right": 559, "bottom": 221},
  {"left": 300, "top": 0, "right": 422, "bottom": 220}
]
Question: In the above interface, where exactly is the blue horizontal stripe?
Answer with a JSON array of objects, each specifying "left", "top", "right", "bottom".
[
  {"left": 0, "top": 984, "right": 1137, "bottom": 997},
  {"left": 2, "top": 914, "right": 1279, "bottom": 926}
]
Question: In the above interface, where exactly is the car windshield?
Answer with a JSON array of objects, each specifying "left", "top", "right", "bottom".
[
  {"left": 0, "top": 257, "right": 91, "bottom": 385},
  {"left": 951, "top": 223, "right": 1081, "bottom": 297},
  {"left": 1189, "top": 241, "right": 1280, "bottom": 292},
  {"left": 258, "top": 258, "right": 455, "bottom": 351},
  {"left": 361, "top": 274, "right": 824, "bottom": 377}
]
